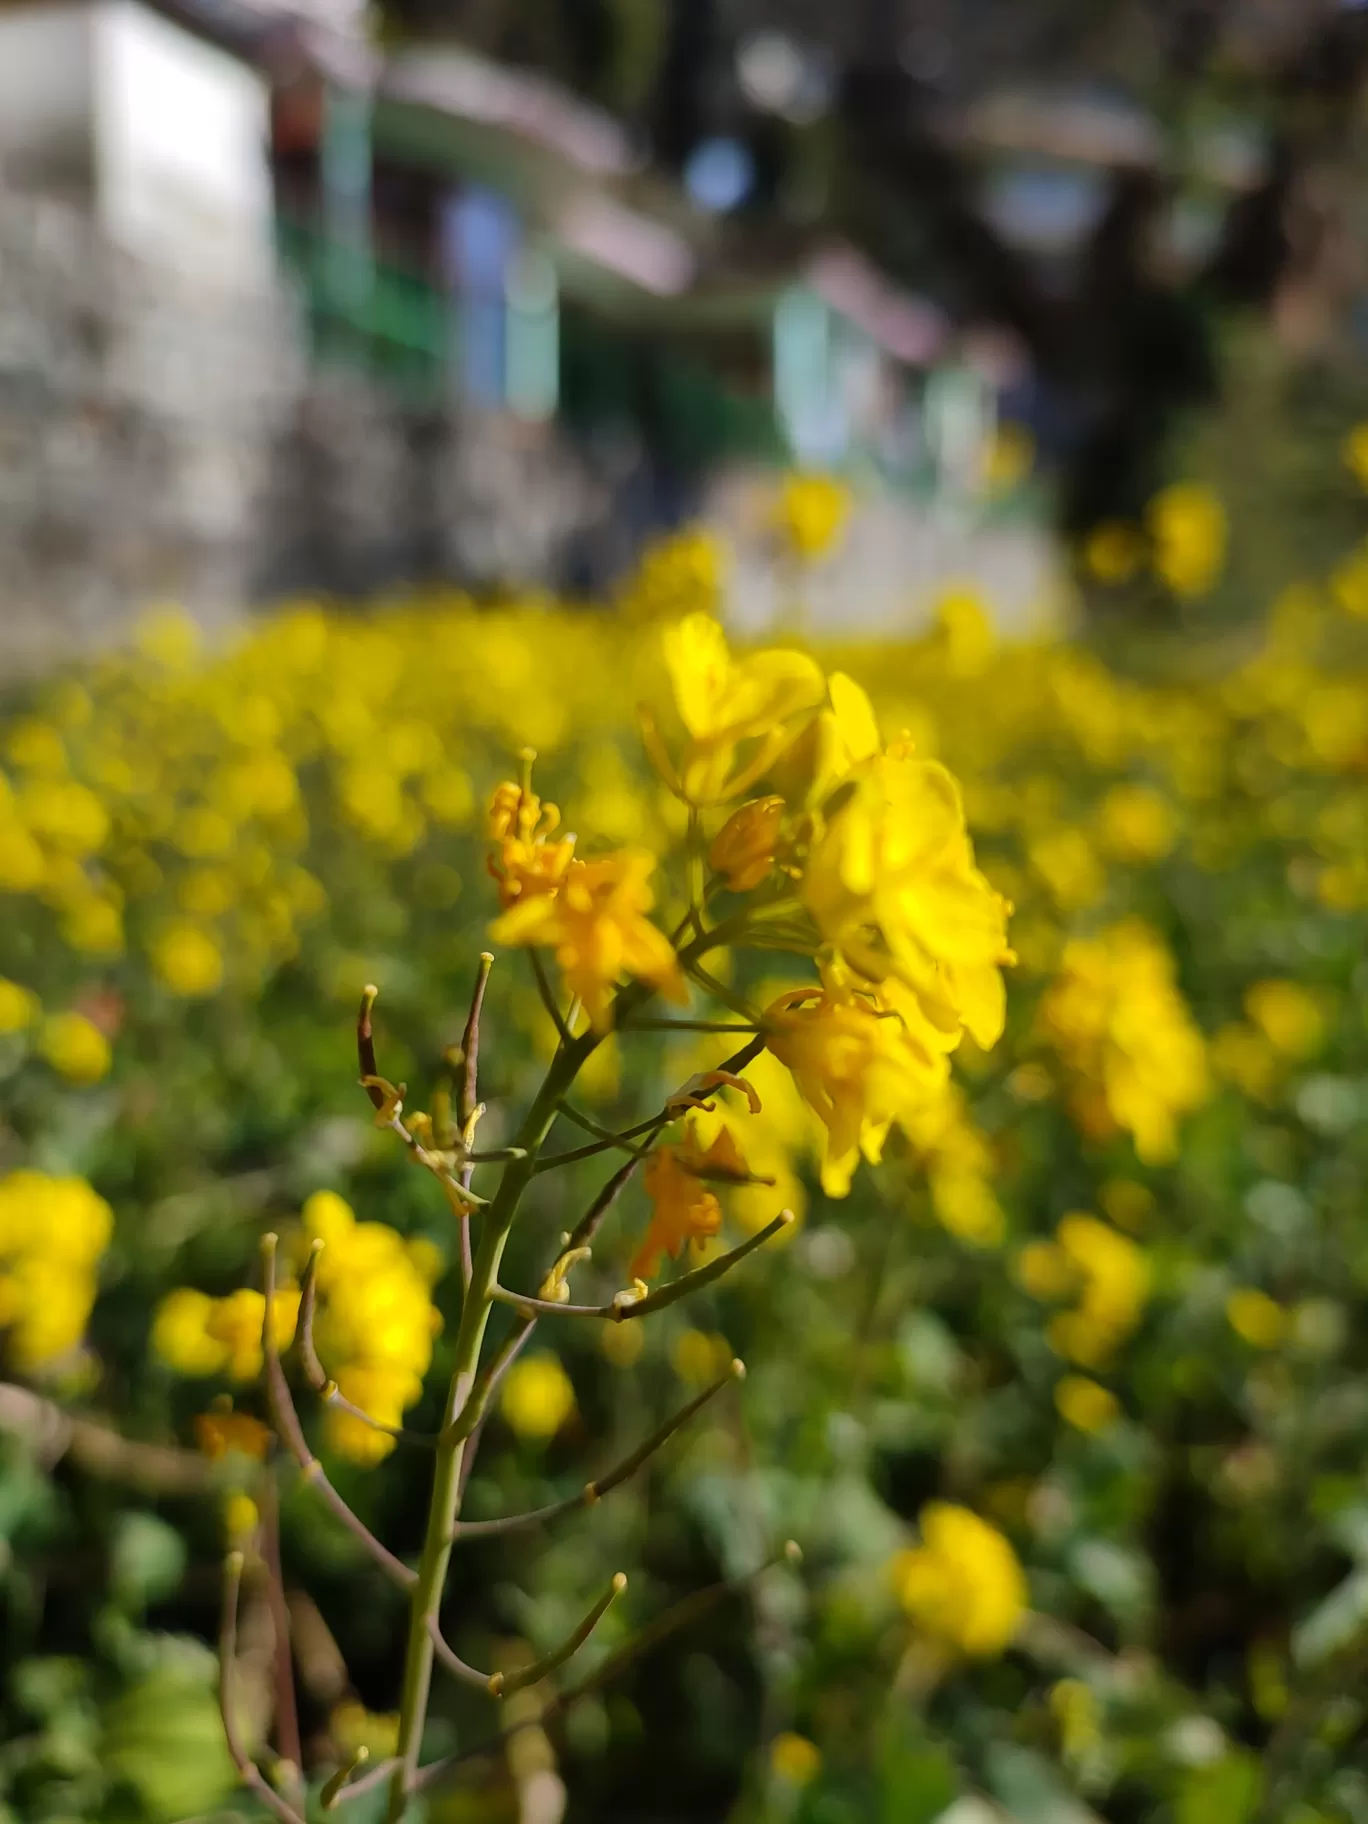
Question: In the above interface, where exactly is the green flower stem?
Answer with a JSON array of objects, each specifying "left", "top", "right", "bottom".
[
  {"left": 491, "top": 1571, "right": 626, "bottom": 1697},
  {"left": 489, "top": 1210, "right": 795, "bottom": 1323},
  {"left": 383, "top": 909, "right": 777, "bottom": 1819},
  {"left": 454, "top": 1360, "right": 744, "bottom": 1541},
  {"left": 384, "top": 1024, "right": 598, "bottom": 1822}
]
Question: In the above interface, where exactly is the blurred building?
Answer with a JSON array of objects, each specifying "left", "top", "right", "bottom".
[{"left": 0, "top": 0, "right": 1051, "bottom": 666}]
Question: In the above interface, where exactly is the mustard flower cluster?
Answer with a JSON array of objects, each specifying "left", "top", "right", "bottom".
[
  {"left": 153, "top": 1192, "right": 441, "bottom": 1464},
  {"left": 0, "top": 1170, "right": 112, "bottom": 1372}
]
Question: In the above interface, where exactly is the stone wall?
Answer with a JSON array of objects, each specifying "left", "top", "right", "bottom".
[
  {"left": 0, "top": 187, "right": 617, "bottom": 675},
  {"left": 0, "top": 187, "right": 301, "bottom": 673}
]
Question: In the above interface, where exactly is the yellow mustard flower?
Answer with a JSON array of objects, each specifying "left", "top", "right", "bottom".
[
  {"left": 151, "top": 921, "right": 224, "bottom": 997},
  {"left": 891, "top": 1502, "right": 1027, "bottom": 1657},
  {"left": 500, "top": 1352, "right": 575, "bottom": 1440},
  {"left": 631, "top": 1143, "right": 724, "bottom": 1281},
  {"left": 201, "top": 1286, "right": 301, "bottom": 1385},
  {"left": 1227, "top": 1288, "right": 1286, "bottom": 1349},
  {"left": 775, "top": 473, "right": 851, "bottom": 563},
  {"left": 802, "top": 748, "right": 1013, "bottom": 1055},
  {"left": 0, "top": 1171, "right": 113, "bottom": 1371},
  {"left": 223, "top": 1493, "right": 260, "bottom": 1541},
  {"left": 1055, "top": 1375, "right": 1120, "bottom": 1434},
  {"left": 643, "top": 612, "right": 826, "bottom": 806},
  {"left": 153, "top": 1288, "right": 229, "bottom": 1376},
  {"left": 1343, "top": 422, "right": 1368, "bottom": 490},
  {"left": 487, "top": 778, "right": 576, "bottom": 910},
  {"left": 39, "top": 1011, "right": 112, "bottom": 1085},
  {"left": 620, "top": 526, "right": 726, "bottom": 621},
  {"left": 1039, "top": 922, "right": 1208, "bottom": 1162},
  {"left": 1097, "top": 784, "right": 1176, "bottom": 863},
  {"left": 672, "top": 1328, "right": 734, "bottom": 1385},
  {"left": 770, "top": 1733, "right": 822, "bottom": 1787},
  {"left": 763, "top": 976, "right": 953, "bottom": 1198},
  {"left": 0, "top": 979, "right": 40, "bottom": 1034},
  {"left": 491, "top": 848, "right": 685, "bottom": 1030},
  {"left": 1083, "top": 521, "right": 1145, "bottom": 586},
  {"left": 1244, "top": 980, "right": 1326, "bottom": 1060},
  {"left": 331, "top": 1701, "right": 402, "bottom": 1762},
  {"left": 195, "top": 1407, "right": 272, "bottom": 1461},
  {"left": 1148, "top": 482, "right": 1226, "bottom": 598}
]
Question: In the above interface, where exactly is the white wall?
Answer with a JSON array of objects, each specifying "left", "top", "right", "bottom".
[
  {"left": 0, "top": 5, "right": 95, "bottom": 191},
  {"left": 0, "top": 1, "right": 274, "bottom": 287},
  {"left": 93, "top": 1, "right": 274, "bottom": 289}
]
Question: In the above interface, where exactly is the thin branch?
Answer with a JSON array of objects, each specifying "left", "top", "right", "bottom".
[
  {"left": 623, "top": 1019, "right": 760, "bottom": 1033},
  {"left": 258, "top": 1474, "right": 304, "bottom": 1803},
  {"left": 457, "top": 953, "right": 494, "bottom": 1132},
  {"left": 321, "top": 1747, "right": 371, "bottom": 1810},
  {"left": 259, "top": 1236, "right": 416, "bottom": 1591},
  {"left": 529, "top": 948, "right": 573, "bottom": 1046},
  {"left": 219, "top": 1551, "right": 308, "bottom": 1824},
  {"left": 0, "top": 1380, "right": 216, "bottom": 1494},
  {"left": 357, "top": 984, "right": 386, "bottom": 1112},
  {"left": 325, "top": 1755, "right": 399, "bottom": 1806},
  {"left": 454, "top": 1361, "right": 744, "bottom": 1541},
  {"left": 533, "top": 1111, "right": 671, "bottom": 1172},
  {"left": 492, "top": 1572, "right": 627, "bottom": 1698},
  {"left": 612, "top": 1212, "right": 794, "bottom": 1322},
  {"left": 491, "top": 1212, "right": 795, "bottom": 1323},
  {"left": 294, "top": 1240, "right": 327, "bottom": 1390},
  {"left": 455, "top": 953, "right": 494, "bottom": 1290},
  {"left": 428, "top": 1615, "right": 496, "bottom": 1691},
  {"left": 457, "top": 1315, "right": 535, "bottom": 1501},
  {"left": 566, "top": 1152, "right": 644, "bottom": 1255},
  {"left": 412, "top": 1544, "right": 801, "bottom": 1793}
]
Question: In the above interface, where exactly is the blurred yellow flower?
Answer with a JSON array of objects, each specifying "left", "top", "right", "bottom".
[
  {"left": 776, "top": 473, "right": 850, "bottom": 562},
  {"left": 1226, "top": 1288, "right": 1286, "bottom": 1349},
  {"left": 1083, "top": 521, "right": 1145, "bottom": 586},
  {"left": 151, "top": 922, "right": 224, "bottom": 997},
  {"left": 500, "top": 1353, "right": 576, "bottom": 1440},
  {"left": 619, "top": 527, "right": 726, "bottom": 621},
  {"left": 223, "top": 1493, "right": 260, "bottom": 1540},
  {"left": 195, "top": 1407, "right": 272, "bottom": 1461},
  {"left": 0, "top": 979, "right": 39, "bottom": 1034},
  {"left": 1039, "top": 922, "right": 1208, "bottom": 1162},
  {"left": 1054, "top": 1375, "right": 1120, "bottom": 1433},
  {"left": 892, "top": 1503, "right": 1026, "bottom": 1656},
  {"left": 671, "top": 1328, "right": 733, "bottom": 1385},
  {"left": 1342, "top": 422, "right": 1368, "bottom": 490},
  {"left": 981, "top": 422, "right": 1034, "bottom": 494},
  {"left": 332, "top": 1701, "right": 401, "bottom": 1762},
  {"left": 1097, "top": 784, "right": 1176, "bottom": 863},
  {"left": 39, "top": 1011, "right": 112, "bottom": 1085},
  {"left": 1244, "top": 979, "right": 1326, "bottom": 1060},
  {"left": 770, "top": 1733, "right": 822, "bottom": 1787},
  {"left": 153, "top": 1288, "right": 228, "bottom": 1376},
  {"left": 0, "top": 1171, "right": 112, "bottom": 1370},
  {"left": 1148, "top": 482, "right": 1227, "bottom": 599}
]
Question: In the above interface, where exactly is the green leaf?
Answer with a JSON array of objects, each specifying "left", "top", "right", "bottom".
[
  {"left": 1177, "top": 1752, "right": 1262, "bottom": 1824},
  {"left": 984, "top": 1745, "right": 1102, "bottom": 1824},
  {"left": 1293, "top": 1568, "right": 1368, "bottom": 1666},
  {"left": 109, "top": 1512, "right": 187, "bottom": 1613}
]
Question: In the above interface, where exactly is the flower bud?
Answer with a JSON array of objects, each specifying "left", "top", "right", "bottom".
[{"left": 708, "top": 796, "right": 784, "bottom": 892}]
